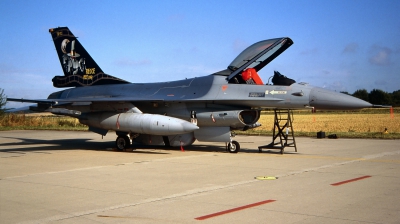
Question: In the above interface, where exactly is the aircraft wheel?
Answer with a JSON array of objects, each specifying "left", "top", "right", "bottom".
[
  {"left": 228, "top": 140, "right": 240, "bottom": 153},
  {"left": 116, "top": 135, "right": 130, "bottom": 151}
]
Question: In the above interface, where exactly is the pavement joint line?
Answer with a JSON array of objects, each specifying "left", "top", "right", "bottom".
[
  {"left": 261, "top": 154, "right": 399, "bottom": 163},
  {"left": 3, "top": 153, "right": 215, "bottom": 180},
  {"left": 276, "top": 150, "right": 400, "bottom": 178}
]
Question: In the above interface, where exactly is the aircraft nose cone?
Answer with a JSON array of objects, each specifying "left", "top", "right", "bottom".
[{"left": 309, "top": 87, "right": 372, "bottom": 110}]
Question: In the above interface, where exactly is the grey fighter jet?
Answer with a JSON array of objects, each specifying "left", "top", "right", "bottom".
[{"left": 8, "top": 27, "right": 374, "bottom": 152}]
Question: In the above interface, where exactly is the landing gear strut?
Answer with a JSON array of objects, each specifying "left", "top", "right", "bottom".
[{"left": 116, "top": 135, "right": 130, "bottom": 151}]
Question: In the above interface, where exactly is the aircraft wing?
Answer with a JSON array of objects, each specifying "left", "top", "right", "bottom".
[
  {"left": 7, "top": 97, "right": 165, "bottom": 105},
  {"left": 8, "top": 94, "right": 284, "bottom": 112},
  {"left": 7, "top": 98, "right": 58, "bottom": 105},
  {"left": 7, "top": 96, "right": 163, "bottom": 115}
]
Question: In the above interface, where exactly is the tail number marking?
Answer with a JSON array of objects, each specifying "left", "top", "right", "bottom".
[{"left": 86, "top": 68, "right": 96, "bottom": 75}]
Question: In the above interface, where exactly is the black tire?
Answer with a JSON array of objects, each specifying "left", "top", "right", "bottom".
[
  {"left": 116, "top": 135, "right": 130, "bottom": 151},
  {"left": 228, "top": 140, "right": 240, "bottom": 153}
]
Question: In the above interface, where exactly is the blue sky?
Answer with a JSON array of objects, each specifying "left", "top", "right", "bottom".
[{"left": 1, "top": 0, "right": 399, "bottom": 108}]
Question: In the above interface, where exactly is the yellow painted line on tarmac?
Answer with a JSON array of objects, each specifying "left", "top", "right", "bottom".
[
  {"left": 294, "top": 156, "right": 400, "bottom": 164},
  {"left": 256, "top": 153, "right": 365, "bottom": 161},
  {"left": 364, "top": 159, "right": 400, "bottom": 164},
  {"left": 255, "top": 176, "right": 278, "bottom": 180},
  {"left": 255, "top": 153, "right": 400, "bottom": 164}
]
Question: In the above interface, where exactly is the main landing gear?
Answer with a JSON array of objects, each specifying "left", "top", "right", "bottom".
[
  {"left": 115, "top": 131, "right": 242, "bottom": 153},
  {"left": 116, "top": 132, "right": 131, "bottom": 151}
]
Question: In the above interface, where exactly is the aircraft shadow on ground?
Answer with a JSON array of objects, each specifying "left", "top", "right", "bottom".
[
  {"left": 129, "top": 144, "right": 227, "bottom": 153},
  {"left": 0, "top": 136, "right": 299, "bottom": 155},
  {"left": 0, "top": 136, "right": 166, "bottom": 154},
  {"left": 131, "top": 144, "right": 299, "bottom": 155}
]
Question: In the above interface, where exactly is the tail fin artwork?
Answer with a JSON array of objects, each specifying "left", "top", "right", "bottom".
[{"left": 49, "top": 27, "right": 129, "bottom": 88}]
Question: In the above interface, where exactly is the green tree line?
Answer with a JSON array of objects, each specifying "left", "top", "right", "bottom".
[
  {"left": 341, "top": 89, "right": 400, "bottom": 106},
  {"left": 0, "top": 88, "right": 6, "bottom": 115}
]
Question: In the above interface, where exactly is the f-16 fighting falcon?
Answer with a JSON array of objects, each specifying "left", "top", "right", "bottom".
[{"left": 8, "top": 27, "right": 375, "bottom": 153}]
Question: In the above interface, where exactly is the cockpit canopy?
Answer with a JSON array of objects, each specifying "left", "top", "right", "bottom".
[{"left": 226, "top": 37, "right": 293, "bottom": 84}]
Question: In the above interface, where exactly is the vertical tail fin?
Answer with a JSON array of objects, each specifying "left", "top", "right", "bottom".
[{"left": 49, "top": 27, "right": 129, "bottom": 88}]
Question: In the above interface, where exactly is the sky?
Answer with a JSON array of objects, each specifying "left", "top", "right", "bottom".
[{"left": 1, "top": 0, "right": 400, "bottom": 108}]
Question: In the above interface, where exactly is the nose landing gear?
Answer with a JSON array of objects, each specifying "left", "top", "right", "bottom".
[
  {"left": 227, "top": 140, "right": 240, "bottom": 153},
  {"left": 226, "top": 131, "right": 240, "bottom": 153}
]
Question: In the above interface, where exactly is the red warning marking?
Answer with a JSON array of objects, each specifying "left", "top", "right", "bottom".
[
  {"left": 390, "top": 107, "right": 394, "bottom": 119},
  {"left": 331, "top": 175, "right": 371, "bottom": 186},
  {"left": 195, "top": 199, "right": 276, "bottom": 220},
  {"left": 210, "top": 114, "right": 216, "bottom": 123},
  {"left": 116, "top": 114, "right": 121, "bottom": 129}
]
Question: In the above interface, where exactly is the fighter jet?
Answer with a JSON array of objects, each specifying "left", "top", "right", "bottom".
[{"left": 8, "top": 27, "right": 374, "bottom": 153}]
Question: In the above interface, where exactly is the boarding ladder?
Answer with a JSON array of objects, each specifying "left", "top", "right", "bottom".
[{"left": 258, "top": 109, "right": 297, "bottom": 154}]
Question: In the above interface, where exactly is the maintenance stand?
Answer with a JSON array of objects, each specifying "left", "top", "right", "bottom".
[{"left": 258, "top": 109, "right": 297, "bottom": 154}]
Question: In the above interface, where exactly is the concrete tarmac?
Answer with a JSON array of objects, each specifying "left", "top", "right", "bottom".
[{"left": 1, "top": 130, "right": 399, "bottom": 223}]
